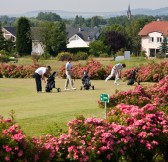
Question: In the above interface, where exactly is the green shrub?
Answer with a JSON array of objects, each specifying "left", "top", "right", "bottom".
[
  {"left": 115, "top": 50, "right": 124, "bottom": 56},
  {"left": 74, "top": 51, "right": 88, "bottom": 60},
  {"left": 0, "top": 55, "right": 9, "bottom": 62},
  {"left": 31, "top": 52, "right": 41, "bottom": 63},
  {"left": 0, "top": 50, "right": 9, "bottom": 56},
  {"left": 139, "top": 50, "right": 147, "bottom": 57},
  {"left": 57, "top": 52, "right": 73, "bottom": 61},
  {"left": 40, "top": 52, "right": 51, "bottom": 60},
  {"left": 156, "top": 52, "right": 166, "bottom": 59},
  {"left": 99, "top": 53, "right": 109, "bottom": 58}
]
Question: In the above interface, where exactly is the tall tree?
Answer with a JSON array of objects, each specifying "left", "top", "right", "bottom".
[
  {"left": 159, "top": 37, "right": 168, "bottom": 57},
  {"left": 16, "top": 17, "right": 32, "bottom": 56},
  {"left": 40, "top": 21, "right": 67, "bottom": 56},
  {"left": 102, "top": 30, "right": 126, "bottom": 54},
  {"left": 0, "top": 23, "right": 6, "bottom": 50}
]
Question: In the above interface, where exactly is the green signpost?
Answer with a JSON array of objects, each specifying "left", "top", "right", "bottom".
[{"left": 100, "top": 94, "right": 109, "bottom": 118}]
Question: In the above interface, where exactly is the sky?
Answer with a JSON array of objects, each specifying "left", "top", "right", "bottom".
[{"left": 0, "top": 0, "right": 168, "bottom": 15}]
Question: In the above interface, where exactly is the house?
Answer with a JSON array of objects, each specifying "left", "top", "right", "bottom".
[
  {"left": 138, "top": 20, "right": 168, "bottom": 57},
  {"left": 66, "top": 27, "right": 100, "bottom": 48},
  {"left": 30, "top": 27, "right": 44, "bottom": 54},
  {"left": 2, "top": 27, "right": 16, "bottom": 42},
  {"left": 2, "top": 27, "right": 44, "bottom": 54},
  {"left": 2, "top": 26, "right": 100, "bottom": 53}
]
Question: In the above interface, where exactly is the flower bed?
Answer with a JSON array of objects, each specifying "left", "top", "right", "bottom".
[
  {"left": 122, "top": 60, "right": 168, "bottom": 82},
  {"left": 0, "top": 63, "right": 39, "bottom": 78},
  {"left": 59, "top": 59, "right": 111, "bottom": 80},
  {"left": 98, "top": 75, "right": 168, "bottom": 109}
]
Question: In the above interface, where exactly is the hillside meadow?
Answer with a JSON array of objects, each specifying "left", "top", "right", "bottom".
[{"left": 0, "top": 57, "right": 158, "bottom": 136}]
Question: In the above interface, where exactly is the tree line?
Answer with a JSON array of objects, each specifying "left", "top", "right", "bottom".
[{"left": 0, "top": 12, "right": 168, "bottom": 57}]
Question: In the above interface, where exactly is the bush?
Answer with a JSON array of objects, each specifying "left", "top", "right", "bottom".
[
  {"left": 59, "top": 59, "right": 109, "bottom": 80},
  {"left": 99, "top": 53, "right": 109, "bottom": 58},
  {"left": 40, "top": 52, "right": 51, "bottom": 60},
  {"left": 122, "top": 61, "right": 168, "bottom": 82},
  {"left": 31, "top": 52, "right": 41, "bottom": 63},
  {"left": 156, "top": 52, "right": 166, "bottom": 59},
  {"left": 115, "top": 50, "right": 124, "bottom": 56},
  {"left": 98, "top": 75, "right": 168, "bottom": 109},
  {"left": 0, "top": 55, "right": 9, "bottom": 63},
  {"left": 56, "top": 52, "right": 73, "bottom": 61},
  {"left": 74, "top": 52, "right": 88, "bottom": 60},
  {"left": 0, "top": 63, "right": 39, "bottom": 78},
  {"left": 139, "top": 50, "right": 146, "bottom": 57},
  {"left": 0, "top": 50, "right": 9, "bottom": 56}
]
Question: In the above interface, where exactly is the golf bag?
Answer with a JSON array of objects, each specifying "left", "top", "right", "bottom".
[
  {"left": 45, "top": 71, "right": 61, "bottom": 92},
  {"left": 127, "top": 69, "right": 140, "bottom": 85},
  {"left": 80, "top": 71, "right": 94, "bottom": 90},
  {"left": 127, "top": 78, "right": 135, "bottom": 85}
]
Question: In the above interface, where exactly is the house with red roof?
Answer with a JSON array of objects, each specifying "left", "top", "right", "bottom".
[{"left": 138, "top": 20, "right": 168, "bottom": 57}]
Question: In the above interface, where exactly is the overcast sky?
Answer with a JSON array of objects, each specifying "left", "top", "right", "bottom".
[{"left": 0, "top": 0, "right": 168, "bottom": 15}]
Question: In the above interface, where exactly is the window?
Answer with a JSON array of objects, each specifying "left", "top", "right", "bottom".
[
  {"left": 157, "top": 37, "right": 162, "bottom": 42},
  {"left": 151, "top": 37, "right": 154, "bottom": 42},
  {"left": 149, "top": 37, "right": 154, "bottom": 43}
]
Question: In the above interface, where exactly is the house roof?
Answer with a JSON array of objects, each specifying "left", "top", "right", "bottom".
[
  {"left": 2, "top": 27, "right": 42, "bottom": 40},
  {"left": 138, "top": 21, "right": 168, "bottom": 36},
  {"left": 3, "top": 27, "right": 16, "bottom": 37},
  {"left": 3, "top": 26, "right": 100, "bottom": 42},
  {"left": 66, "top": 27, "right": 100, "bottom": 41}
]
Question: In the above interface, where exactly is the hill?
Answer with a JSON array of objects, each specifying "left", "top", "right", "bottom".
[{"left": 3, "top": 7, "right": 168, "bottom": 19}]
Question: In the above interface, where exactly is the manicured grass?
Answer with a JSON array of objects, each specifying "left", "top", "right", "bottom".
[{"left": 0, "top": 77, "right": 153, "bottom": 137}]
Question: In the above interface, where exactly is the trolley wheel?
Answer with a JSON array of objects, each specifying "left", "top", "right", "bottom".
[
  {"left": 92, "top": 85, "right": 94, "bottom": 90},
  {"left": 57, "top": 88, "right": 61, "bottom": 92}
]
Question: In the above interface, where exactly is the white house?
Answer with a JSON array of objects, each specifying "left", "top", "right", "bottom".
[
  {"left": 2, "top": 27, "right": 16, "bottom": 42},
  {"left": 66, "top": 27, "right": 100, "bottom": 48},
  {"left": 138, "top": 20, "right": 168, "bottom": 57}
]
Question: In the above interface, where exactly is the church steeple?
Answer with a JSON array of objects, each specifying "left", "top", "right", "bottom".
[{"left": 127, "top": 4, "right": 131, "bottom": 20}]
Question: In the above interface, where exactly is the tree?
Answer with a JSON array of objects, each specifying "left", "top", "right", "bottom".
[
  {"left": 0, "top": 23, "right": 6, "bottom": 50},
  {"left": 40, "top": 21, "right": 67, "bottom": 56},
  {"left": 73, "top": 15, "right": 86, "bottom": 27},
  {"left": 125, "top": 18, "right": 154, "bottom": 55},
  {"left": 102, "top": 31, "right": 126, "bottom": 55},
  {"left": 89, "top": 40, "right": 109, "bottom": 56},
  {"left": 16, "top": 17, "right": 32, "bottom": 56},
  {"left": 159, "top": 37, "right": 168, "bottom": 58},
  {"left": 36, "top": 12, "right": 62, "bottom": 22}
]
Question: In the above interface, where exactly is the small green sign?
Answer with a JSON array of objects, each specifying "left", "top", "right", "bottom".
[{"left": 100, "top": 94, "right": 109, "bottom": 103}]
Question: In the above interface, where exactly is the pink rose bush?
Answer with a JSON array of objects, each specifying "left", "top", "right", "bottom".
[
  {"left": 1, "top": 60, "right": 167, "bottom": 82},
  {"left": 1, "top": 102, "right": 168, "bottom": 162},
  {"left": 0, "top": 116, "right": 30, "bottom": 162},
  {"left": 0, "top": 63, "right": 39, "bottom": 78},
  {"left": 60, "top": 59, "right": 168, "bottom": 82},
  {"left": 99, "top": 75, "right": 168, "bottom": 109},
  {"left": 107, "top": 103, "right": 168, "bottom": 161},
  {"left": 122, "top": 60, "right": 168, "bottom": 82},
  {"left": 59, "top": 59, "right": 111, "bottom": 80}
]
